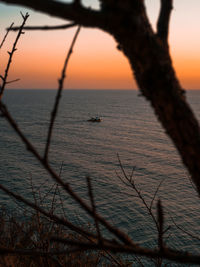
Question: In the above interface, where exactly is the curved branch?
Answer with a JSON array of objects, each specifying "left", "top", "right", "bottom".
[
  {"left": 0, "top": 0, "right": 106, "bottom": 29},
  {"left": 157, "top": 0, "right": 173, "bottom": 42}
]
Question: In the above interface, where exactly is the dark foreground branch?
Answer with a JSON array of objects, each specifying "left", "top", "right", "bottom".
[
  {"left": 0, "top": 0, "right": 106, "bottom": 29},
  {"left": 157, "top": 0, "right": 173, "bottom": 42},
  {"left": 44, "top": 26, "right": 81, "bottom": 161},
  {"left": 10, "top": 22, "right": 77, "bottom": 31},
  {"left": 51, "top": 237, "right": 200, "bottom": 265}
]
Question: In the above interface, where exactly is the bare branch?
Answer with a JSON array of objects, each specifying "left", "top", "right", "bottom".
[
  {"left": 157, "top": 0, "right": 173, "bottom": 42},
  {"left": 44, "top": 26, "right": 81, "bottom": 161},
  {"left": 0, "top": 102, "right": 134, "bottom": 246},
  {"left": 0, "top": 22, "right": 14, "bottom": 50},
  {"left": 0, "top": 246, "right": 87, "bottom": 256},
  {"left": 86, "top": 176, "right": 102, "bottom": 244},
  {"left": 0, "top": 180, "right": 97, "bottom": 240},
  {"left": 6, "top": 78, "right": 20, "bottom": 84},
  {"left": 0, "top": 0, "right": 106, "bottom": 29},
  {"left": 117, "top": 154, "right": 158, "bottom": 230},
  {"left": 0, "top": 12, "right": 29, "bottom": 99},
  {"left": 150, "top": 179, "right": 165, "bottom": 210},
  {"left": 171, "top": 216, "right": 200, "bottom": 242},
  {"left": 51, "top": 237, "right": 200, "bottom": 265},
  {"left": 10, "top": 22, "right": 77, "bottom": 31},
  {"left": 157, "top": 200, "right": 164, "bottom": 251}
]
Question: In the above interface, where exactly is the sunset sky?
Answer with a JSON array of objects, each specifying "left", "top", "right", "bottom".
[{"left": 0, "top": 0, "right": 200, "bottom": 89}]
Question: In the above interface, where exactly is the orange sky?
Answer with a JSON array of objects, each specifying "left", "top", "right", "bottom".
[{"left": 0, "top": 0, "right": 200, "bottom": 89}]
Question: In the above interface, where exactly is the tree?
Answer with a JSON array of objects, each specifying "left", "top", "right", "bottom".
[
  {"left": 1, "top": 0, "right": 200, "bottom": 195},
  {"left": 1, "top": 0, "right": 200, "bottom": 265}
]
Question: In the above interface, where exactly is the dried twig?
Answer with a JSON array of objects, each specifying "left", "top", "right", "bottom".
[
  {"left": 150, "top": 179, "right": 165, "bottom": 210},
  {"left": 0, "top": 12, "right": 29, "bottom": 99},
  {"left": 44, "top": 26, "right": 81, "bottom": 161},
  {"left": 0, "top": 246, "right": 88, "bottom": 256},
  {"left": 11, "top": 22, "right": 76, "bottom": 31},
  {"left": 117, "top": 154, "right": 158, "bottom": 230},
  {"left": 171, "top": 216, "right": 200, "bottom": 242},
  {"left": 86, "top": 176, "right": 102, "bottom": 244},
  {"left": 0, "top": 181, "right": 97, "bottom": 240},
  {"left": 157, "top": 200, "right": 164, "bottom": 251},
  {"left": 5, "top": 78, "right": 20, "bottom": 84},
  {"left": 0, "top": 22, "right": 14, "bottom": 50}
]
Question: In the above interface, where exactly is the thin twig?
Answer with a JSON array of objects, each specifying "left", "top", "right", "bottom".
[
  {"left": 0, "top": 246, "right": 88, "bottom": 256},
  {"left": 44, "top": 26, "right": 81, "bottom": 161},
  {"left": 11, "top": 22, "right": 77, "bottom": 31},
  {"left": 117, "top": 154, "right": 158, "bottom": 230},
  {"left": 29, "top": 173, "right": 41, "bottom": 228},
  {"left": 49, "top": 162, "right": 64, "bottom": 215},
  {"left": 157, "top": 200, "right": 164, "bottom": 251},
  {"left": 150, "top": 179, "right": 165, "bottom": 210},
  {"left": 6, "top": 78, "right": 20, "bottom": 84},
  {"left": 86, "top": 176, "right": 102, "bottom": 244},
  {"left": 0, "top": 180, "right": 97, "bottom": 240},
  {"left": 171, "top": 216, "right": 200, "bottom": 242},
  {"left": 0, "top": 22, "right": 14, "bottom": 50},
  {"left": 0, "top": 13, "right": 29, "bottom": 99}
]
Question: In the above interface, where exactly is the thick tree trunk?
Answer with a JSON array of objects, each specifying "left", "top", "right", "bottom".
[{"left": 114, "top": 29, "right": 200, "bottom": 193}]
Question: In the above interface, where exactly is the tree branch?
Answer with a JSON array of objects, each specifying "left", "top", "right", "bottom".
[
  {"left": 0, "top": 22, "right": 14, "bottom": 49},
  {"left": 157, "top": 0, "right": 173, "bottom": 42},
  {"left": 0, "top": 0, "right": 106, "bottom": 29},
  {"left": 44, "top": 25, "right": 81, "bottom": 161},
  {"left": 0, "top": 12, "right": 29, "bottom": 100},
  {"left": 10, "top": 22, "right": 77, "bottom": 31},
  {"left": 51, "top": 237, "right": 200, "bottom": 265}
]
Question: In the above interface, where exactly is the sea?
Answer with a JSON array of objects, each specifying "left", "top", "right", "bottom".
[{"left": 1, "top": 89, "right": 200, "bottom": 264}]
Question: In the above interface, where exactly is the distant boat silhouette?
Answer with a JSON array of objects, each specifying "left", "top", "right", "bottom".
[{"left": 87, "top": 116, "right": 102, "bottom": 122}]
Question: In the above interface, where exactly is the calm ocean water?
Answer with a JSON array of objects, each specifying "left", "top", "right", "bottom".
[{"left": 1, "top": 89, "right": 200, "bottom": 260}]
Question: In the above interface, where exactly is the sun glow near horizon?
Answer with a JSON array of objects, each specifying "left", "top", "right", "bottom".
[{"left": 1, "top": 1, "right": 200, "bottom": 90}]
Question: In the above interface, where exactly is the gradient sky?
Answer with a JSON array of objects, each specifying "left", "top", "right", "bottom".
[{"left": 0, "top": 0, "right": 200, "bottom": 89}]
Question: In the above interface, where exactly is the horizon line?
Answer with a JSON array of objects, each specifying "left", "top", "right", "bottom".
[{"left": 5, "top": 88, "right": 200, "bottom": 91}]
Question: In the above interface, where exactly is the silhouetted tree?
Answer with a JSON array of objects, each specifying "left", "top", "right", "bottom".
[
  {"left": 1, "top": 0, "right": 200, "bottom": 194},
  {"left": 1, "top": 2, "right": 200, "bottom": 265}
]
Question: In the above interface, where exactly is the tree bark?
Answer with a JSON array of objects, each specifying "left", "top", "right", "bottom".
[{"left": 1, "top": 0, "right": 200, "bottom": 193}]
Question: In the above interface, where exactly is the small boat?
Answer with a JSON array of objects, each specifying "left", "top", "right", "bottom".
[{"left": 87, "top": 116, "right": 102, "bottom": 122}]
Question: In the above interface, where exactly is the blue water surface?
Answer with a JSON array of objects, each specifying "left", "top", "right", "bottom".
[{"left": 1, "top": 89, "right": 200, "bottom": 264}]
